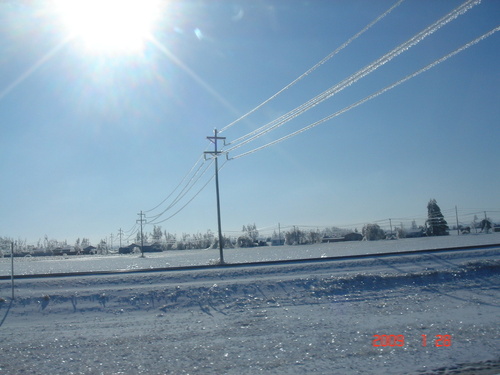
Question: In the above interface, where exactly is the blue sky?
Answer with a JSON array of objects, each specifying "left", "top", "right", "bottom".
[{"left": 1, "top": 0, "right": 499, "bottom": 245}]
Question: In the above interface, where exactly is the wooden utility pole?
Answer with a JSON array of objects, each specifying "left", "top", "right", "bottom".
[
  {"left": 205, "top": 128, "right": 226, "bottom": 264},
  {"left": 11, "top": 242, "right": 14, "bottom": 300},
  {"left": 137, "top": 211, "right": 146, "bottom": 257},
  {"left": 118, "top": 228, "right": 124, "bottom": 248},
  {"left": 278, "top": 222, "right": 281, "bottom": 245}
]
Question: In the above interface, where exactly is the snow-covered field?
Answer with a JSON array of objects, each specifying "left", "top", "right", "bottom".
[
  {"left": 1, "top": 232, "right": 499, "bottom": 276},
  {"left": 0, "top": 234, "right": 499, "bottom": 374}
]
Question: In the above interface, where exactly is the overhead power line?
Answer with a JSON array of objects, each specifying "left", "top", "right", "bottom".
[
  {"left": 136, "top": 0, "right": 488, "bottom": 236},
  {"left": 218, "top": 0, "right": 406, "bottom": 135},
  {"left": 224, "top": 0, "right": 481, "bottom": 154},
  {"left": 230, "top": 25, "right": 499, "bottom": 160},
  {"left": 144, "top": 152, "right": 206, "bottom": 214},
  {"left": 148, "top": 160, "right": 228, "bottom": 226},
  {"left": 146, "top": 159, "right": 214, "bottom": 222},
  {"left": 139, "top": 1, "right": 408, "bottom": 227}
]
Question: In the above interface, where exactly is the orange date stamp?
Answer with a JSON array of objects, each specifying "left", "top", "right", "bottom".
[{"left": 372, "top": 334, "right": 452, "bottom": 347}]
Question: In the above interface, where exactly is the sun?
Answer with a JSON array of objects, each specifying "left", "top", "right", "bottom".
[{"left": 55, "top": 0, "right": 161, "bottom": 54}]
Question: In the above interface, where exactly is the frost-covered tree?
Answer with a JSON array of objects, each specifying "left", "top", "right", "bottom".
[
  {"left": 0, "top": 236, "right": 13, "bottom": 252},
  {"left": 242, "top": 224, "right": 259, "bottom": 242},
  {"left": 362, "top": 224, "right": 386, "bottom": 241},
  {"left": 81, "top": 238, "right": 90, "bottom": 248},
  {"left": 43, "top": 235, "right": 60, "bottom": 250},
  {"left": 162, "top": 231, "right": 176, "bottom": 250},
  {"left": 480, "top": 218, "right": 492, "bottom": 233},
  {"left": 151, "top": 225, "right": 163, "bottom": 242},
  {"left": 136, "top": 231, "right": 149, "bottom": 244},
  {"left": 97, "top": 239, "right": 108, "bottom": 254},
  {"left": 307, "top": 230, "right": 322, "bottom": 244},
  {"left": 212, "top": 235, "right": 232, "bottom": 249},
  {"left": 472, "top": 215, "right": 479, "bottom": 233},
  {"left": 285, "top": 227, "right": 307, "bottom": 245},
  {"left": 322, "top": 226, "right": 349, "bottom": 238},
  {"left": 237, "top": 236, "right": 254, "bottom": 248},
  {"left": 396, "top": 225, "right": 406, "bottom": 239},
  {"left": 425, "top": 199, "right": 449, "bottom": 236}
]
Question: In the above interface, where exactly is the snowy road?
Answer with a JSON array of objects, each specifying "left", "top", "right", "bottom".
[{"left": 0, "top": 245, "right": 499, "bottom": 374}]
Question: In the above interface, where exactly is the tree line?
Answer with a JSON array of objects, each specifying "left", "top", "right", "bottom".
[{"left": 1, "top": 199, "right": 496, "bottom": 255}]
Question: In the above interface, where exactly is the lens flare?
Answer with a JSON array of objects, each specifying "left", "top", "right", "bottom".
[{"left": 55, "top": 0, "right": 161, "bottom": 54}]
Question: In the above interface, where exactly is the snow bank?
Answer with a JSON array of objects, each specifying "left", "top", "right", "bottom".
[{"left": 0, "top": 245, "right": 498, "bottom": 374}]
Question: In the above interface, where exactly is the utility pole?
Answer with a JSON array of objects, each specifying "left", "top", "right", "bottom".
[
  {"left": 389, "top": 219, "right": 393, "bottom": 236},
  {"left": 118, "top": 228, "right": 124, "bottom": 248},
  {"left": 11, "top": 242, "right": 14, "bottom": 300},
  {"left": 278, "top": 222, "right": 281, "bottom": 246},
  {"left": 455, "top": 206, "right": 460, "bottom": 235},
  {"left": 137, "top": 211, "right": 146, "bottom": 257},
  {"left": 205, "top": 128, "right": 226, "bottom": 264},
  {"left": 109, "top": 233, "right": 114, "bottom": 251}
]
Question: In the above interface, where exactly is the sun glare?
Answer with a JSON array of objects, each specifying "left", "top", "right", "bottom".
[{"left": 55, "top": 0, "right": 161, "bottom": 54}]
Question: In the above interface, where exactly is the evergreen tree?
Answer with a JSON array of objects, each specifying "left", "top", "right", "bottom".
[{"left": 425, "top": 199, "right": 449, "bottom": 236}]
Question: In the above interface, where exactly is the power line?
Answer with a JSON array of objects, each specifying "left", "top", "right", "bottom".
[
  {"left": 146, "top": 159, "right": 213, "bottom": 221},
  {"left": 144, "top": 152, "right": 206, "bottom": 214},
  {"left": 124, "top": 222, "right": 138, "bottom": 235},
  {"left": 230, "top": 25, "right": 499, "bottom": 160},
  {"left": 224, "top": 0, "right": 481, "bottom": 154},
  {"left": 219, "top": 0, "right": 406, "bottom": 135},
  {"left": 124, "top": 227, "right": 138, "bottom": 243},
  {"left": 148, "top": 160, "right": 228, "bottom": 226},
  {"left": 134, "top": 1, "right": 488, "bottom": 240}
]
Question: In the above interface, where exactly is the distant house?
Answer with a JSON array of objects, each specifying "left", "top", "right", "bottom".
[
  {"left": 31, "top": 248, "right": 52, "bottom": 257},
  {"left": 271, "top": 238, "right": 285, "bottom": 246},
  {"left": 322, "top": 232, "right": 362, "bottom": 243},
  {"left": 142, "top": 242, "right": 163, "bottom": 253},
  {"left": 82, "top": 246, "right": 97, "bottom": 255},
  {"left": 118, "top": 244, "right": 139, "bottom": 254},
  {"left": 405, "top": 228, "right": 425, "bottom": 238},
  {"left": 322, "top": 237, "right": 345, "bottom": 243},
  {"left": 344, "top": 232, "right": 363, "bottom": 241},
  {"left": 52, "top": 246, "right": 79, "bottom": 256},
  {"left": 118, "top": 243, "right": 163, "bottom": 254}
]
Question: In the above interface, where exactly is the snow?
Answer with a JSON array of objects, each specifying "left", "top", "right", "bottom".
[
  {"left": 0, "top": 234, "right": 499, "bottom": 374},
  {"left": 1, "top": 232, "right": 499, "bottom": 276}
]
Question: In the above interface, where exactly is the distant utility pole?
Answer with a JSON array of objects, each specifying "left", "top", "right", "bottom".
[
  {"left": 109, "top": 233, "right": 114, "bottom": 251},
  {"left": 278, "top": 222, "right": 281, "bottom": 246},
  {"left": 205, "top": 128, "right": 226, "bottom": 264},
  {"left": 137, "top": 211, "right": 146, "bottom": 257},
  {"left": 455, "top": 206, "right": 460, "bottom": 235},
  {"left": 11, "top": 242, "right": 14, "bottom": 300},
  {"left": 118, "top": 228, "right": 124, "bottom": 248}
]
